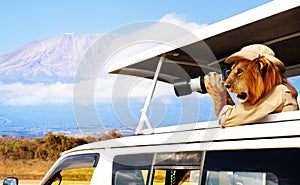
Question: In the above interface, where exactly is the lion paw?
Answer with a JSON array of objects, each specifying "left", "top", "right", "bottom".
[{"left": 204, "top": 72, "right": 226, "bottom": 98}]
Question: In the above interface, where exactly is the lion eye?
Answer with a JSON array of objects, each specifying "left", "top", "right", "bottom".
[{"left": 236, "top": 69, "right": 243, "bottom": 76}]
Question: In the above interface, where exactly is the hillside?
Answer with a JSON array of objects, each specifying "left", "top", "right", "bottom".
[{"left": 0, "top": 34, "right": 118, "bottom": 83}]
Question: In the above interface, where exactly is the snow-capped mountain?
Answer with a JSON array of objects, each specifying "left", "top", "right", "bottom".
[{"left": 0, "top": 33, "right": 118, "bottom": 83}]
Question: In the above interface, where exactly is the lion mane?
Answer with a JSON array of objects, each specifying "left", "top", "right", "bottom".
[{"left": 225, "top": 56, "right": 298, "bottom": 105}]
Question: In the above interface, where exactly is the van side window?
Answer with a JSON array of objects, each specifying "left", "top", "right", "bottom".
[
  {"left": 112, "top": 154, "right": 153, "bottom": 185},
  {"left": 113, "top": 151, "right": 204, "bottom": 185},
  {"left": 203, "top": 149, "right": 300, "bottom": 185},
  {"left": 205, "top": 171, "right": 278, "bottom": 185},
  {"left": 44, "top": 153, "right": 99, "bottom": 185},
  {"left": 153, "top": 152, "right": 202, "bottom": 185},
  {"left": 153, "top": 169, "right": 200, "bottom": 185},
  {"left": 57, "top": 167, "right": 95, "bottom": 185}
]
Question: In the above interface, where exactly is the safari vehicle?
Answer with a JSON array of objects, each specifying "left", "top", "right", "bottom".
[{"left": 3, "top": 0, "right": 300, "bottom": 185}]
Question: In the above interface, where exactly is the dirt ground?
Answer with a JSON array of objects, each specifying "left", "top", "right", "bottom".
[{"left": 19, "top": 180, "right": 41, "bottom": 185}]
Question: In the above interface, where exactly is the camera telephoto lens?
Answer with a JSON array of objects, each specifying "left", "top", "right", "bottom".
[{"left": 173, "top": 76, "right": 207, "bottom": 97}]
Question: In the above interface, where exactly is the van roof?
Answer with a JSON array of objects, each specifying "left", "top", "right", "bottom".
[
  {"left": 108, "top": 0, "right": 300, "bottom": 82},
  {"left": 63, "top": 111, "right": 300, "bottom": 155}
]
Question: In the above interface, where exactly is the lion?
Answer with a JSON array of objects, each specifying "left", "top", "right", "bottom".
[{"left": 205, "top": 44, "right": 299, "bottom": 128}]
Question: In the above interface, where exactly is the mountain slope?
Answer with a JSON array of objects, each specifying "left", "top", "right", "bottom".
[{"left": 0, "top": 34, "right": 117, "bottom": 83}]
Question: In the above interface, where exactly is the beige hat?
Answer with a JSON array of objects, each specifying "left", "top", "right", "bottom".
[{"left": 225, "top": 44, "right": 286, "bottom": 73}]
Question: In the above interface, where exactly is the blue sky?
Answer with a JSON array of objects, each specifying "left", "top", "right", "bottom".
[{"left": 0, "top": 0, "right": 272, "bottom": 55}]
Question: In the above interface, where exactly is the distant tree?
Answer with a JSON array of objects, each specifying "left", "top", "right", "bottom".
[
  {"left": 0, "top": 129, "right": 122, "bottom": 161},
  {"left": 0, "top": 140, "right": 12, "bottom": 163},
  {"left": 100, "top": 129, "right": 122, "bottom": 140}
]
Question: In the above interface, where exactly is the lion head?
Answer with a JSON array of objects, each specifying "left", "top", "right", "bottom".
[{"left": 224, "top": 56, "right": 285, "bottom": 104}]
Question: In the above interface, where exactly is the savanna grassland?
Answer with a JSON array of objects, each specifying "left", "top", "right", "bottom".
[{"left": 0, "top": 130, "right": 121, "bottom": 182}]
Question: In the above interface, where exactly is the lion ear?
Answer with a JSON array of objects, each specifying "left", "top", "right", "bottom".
[{"left": 257, "top": 57, "right": 268, "bottom": 76}]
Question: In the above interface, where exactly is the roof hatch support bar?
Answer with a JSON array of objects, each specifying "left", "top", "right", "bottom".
[{"left": 135, "top": 54, "right": 166, "bottom": 135}]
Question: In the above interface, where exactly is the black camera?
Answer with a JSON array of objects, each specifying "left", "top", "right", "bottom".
[{"left": 173, "top": 68, "right": 231, "bottom": 97}]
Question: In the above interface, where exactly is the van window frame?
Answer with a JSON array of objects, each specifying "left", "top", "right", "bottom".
[
  {"left": 112, "top": 153, "right": 154, "bottom": 185},
  {"left": 201, "top": 148, "right": 300, "bottom": 185},
  {"left": 112, "top": 151, "right": 204, "bottom": 185},
  {"left": 43, "top": 153, "right": 99, "bottom": 185}
]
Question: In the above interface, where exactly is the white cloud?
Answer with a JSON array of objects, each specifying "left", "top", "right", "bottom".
[
  {"left": 0, "top": 77, "right": 209, "bottom": 106},
  {"left": 159, "top": 13, "right": 207, "bottom": 31},
  {"left": 0, "top": 82, "right": 73, "bottom": 105},
  {"left": 0, "top": 78, "right": 175, "bottom": 105},
  {"left": 93, "top": 76, "right": 176, "bottom": 104}
]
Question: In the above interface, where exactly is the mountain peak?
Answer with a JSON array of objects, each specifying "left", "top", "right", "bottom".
[{"left": 0, "top": 34, "right": 117, "bottom": 84}]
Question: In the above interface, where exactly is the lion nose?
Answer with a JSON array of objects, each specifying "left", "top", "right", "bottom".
[{"left": 225, "top": 83, "right": 231, "bottom": 89}]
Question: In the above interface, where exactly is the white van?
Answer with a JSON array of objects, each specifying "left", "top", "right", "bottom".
[{"left": 3, "top": 0, "right": 300, "bottom": 185}]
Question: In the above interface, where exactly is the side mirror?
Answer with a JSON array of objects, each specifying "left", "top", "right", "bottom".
[{"left": 3, "top": 177, "right": 18, "bottom": 185}]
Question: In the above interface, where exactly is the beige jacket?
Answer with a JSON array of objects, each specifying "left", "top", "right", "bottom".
[{"left": 219, "top": 84, "right": 299, "bottom": 127}]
